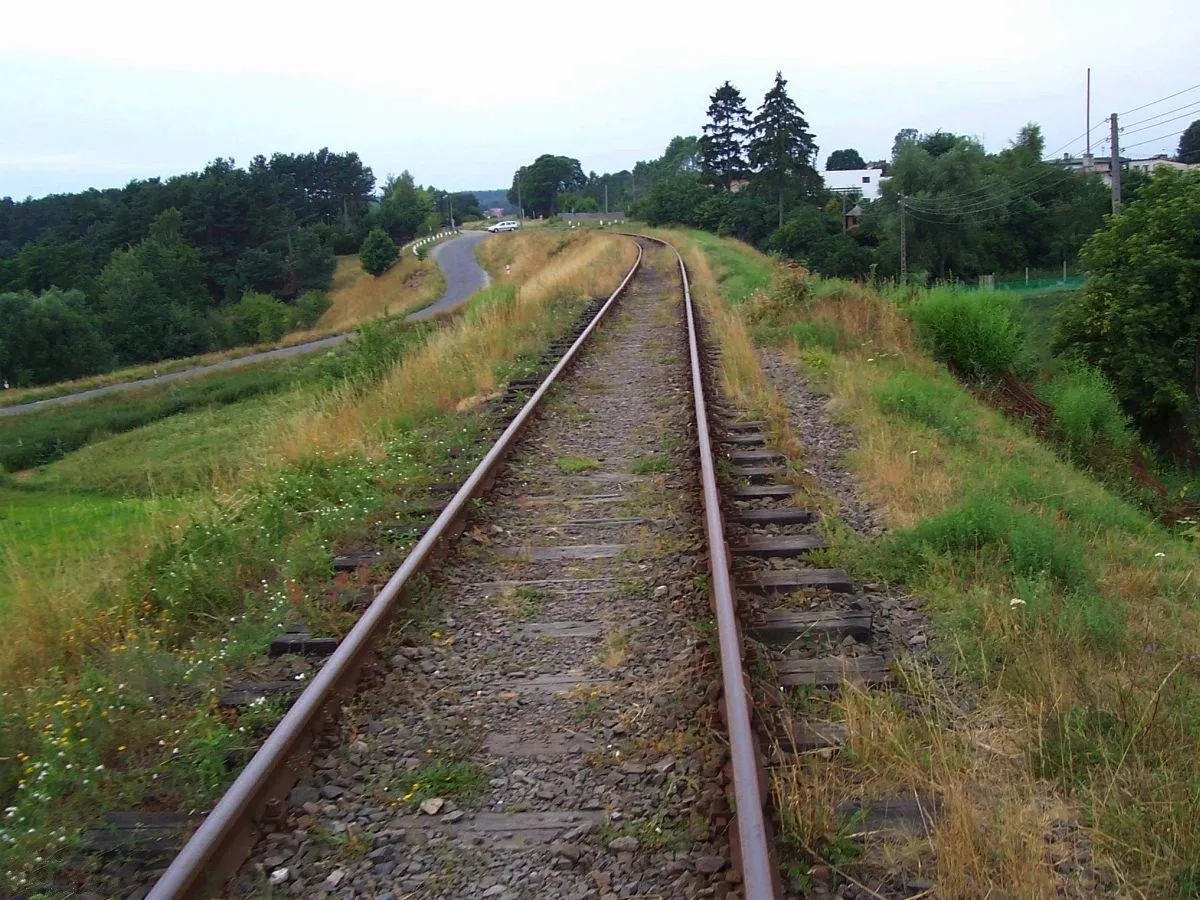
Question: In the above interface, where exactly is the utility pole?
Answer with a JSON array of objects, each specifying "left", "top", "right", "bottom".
[
  {"left": 899, "top": 193, "right": 908, "bottom": 282},
  {"left": 604, "top": 183, "right": 608, "bottom": 214},
  {"left": 1083, "top": 67, "right": 1093, "bottom": 171},
  {"left": 1109, "top": 113, "right": 1122, "bottom": 215},
  {"left": 448, "top": 194, "right": 455, "bottom": 230},
  {"left": 517, "top": 172, "right": 524, "bottom": 228}
]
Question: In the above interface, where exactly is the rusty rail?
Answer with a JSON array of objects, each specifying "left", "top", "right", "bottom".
[
  {"left": 148, "top": 243, "right": 645, "bottom": 899},
  {"left": 664, "top": 235, "right": 779, "bottom": 900}
]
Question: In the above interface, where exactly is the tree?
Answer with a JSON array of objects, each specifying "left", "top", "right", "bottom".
[
  {"left": 700, "top": 82, "right": 751, "bottom": 192},
  {"left": 377, "top": 171, "right": 433, "bottom": 243},
  {"left": 0, "top": 289, "right": 111, "bottom": 386},
  {"left": 507, "top": 155, "right": 586, "bottom": 217},
  {"left": 1178, "top": 120, "right": 1200, "bottom": 164},
  {"left": 1055, "top": 170, "right": 1200, "bottom": 460},
  {"left": 748, "top": 72, "right": 819, "bottom": 226},
  {"left": 892, "top": 128, "right": 919, "bottom": 160},
  {"left": 290, "top": 227, "right": 336, "bottom": 292},
  {"left": 826, "top": 149, "right": 866, "bottom": 171},
  {"left": 359, "top": 227, "right": 398, "bottom": 276},
  {"left": 230, "top": 291, "right": 292, "bottom": 344}
]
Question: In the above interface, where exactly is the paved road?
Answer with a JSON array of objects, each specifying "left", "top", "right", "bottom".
[
  {"left": 405, "top": 230, "right": 490, "bottom": 322},
  {"left": 0, "top": 232, "right": 492, "bottom": 419}
]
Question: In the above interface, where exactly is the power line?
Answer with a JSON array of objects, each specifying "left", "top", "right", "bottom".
[
  {"left": 902, "top": 165, "right": 1076, "bottom": 214},
  {"left": 1120, "top": 99, "right": 1200, "bottom": 132},
  {"left": 1120, "top": 109, "right": 1200, "bottom": 139},
  {"left": 1120, "top": 129, "right": 1187, "bottom": 154},
  {"left": 1118, "top": 82, "right": 1200, "bottom": 118}
]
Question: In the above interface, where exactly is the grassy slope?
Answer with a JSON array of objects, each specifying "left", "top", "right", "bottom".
[
  {"left": 0, "top": 253, "right": 442, "bottom": 410},
  {"left": 672, "top": 230, "right": 1198, "bottom": 896},
  {"left": 0, "top": 231, "right": 638, "bottom": 892}
]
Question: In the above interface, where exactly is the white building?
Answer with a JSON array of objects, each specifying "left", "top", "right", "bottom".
[{"left": 822, "top": 168, "right": 886, "bottom": 200}]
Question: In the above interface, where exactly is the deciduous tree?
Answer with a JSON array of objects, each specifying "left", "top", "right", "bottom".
[
  {"left": 826, "top": 149, "right": 866, "bottom": 170},
  {"left": 507, "top": 155, "right": 586, "bottom": 218},
  {"left": 1055, "top": 170, "right": 1200, "bottom": 459}
]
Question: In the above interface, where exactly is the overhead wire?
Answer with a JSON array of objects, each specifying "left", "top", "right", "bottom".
[
  {"left": 1119, "top": 99, "right": 1200, "bottom": 132},
  {"left": 889, "top": 80, "right": 1200, "bottom": 230},
  {"left": 1118, "top": 82, "right": 1200, "bottom": 118}
]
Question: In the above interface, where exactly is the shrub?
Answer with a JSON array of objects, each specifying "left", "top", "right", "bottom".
[
  {"left": 229, "top": 292, "right": 292, "bottom": 344},
  {"left": 359, "top": 227, "right": 398, "bottom": 276},
  {"left": 293, "top": 290, "right": 332, "bottom": 329},
  {"left": 910, "top": 287, "right": 1022, "bottom": 378},
  {"left": 1040, "top": 366, "right": 1136, "bottom": 467},
  {"left": 875, "top": 495, "right": 1090, "bottom": 591}
]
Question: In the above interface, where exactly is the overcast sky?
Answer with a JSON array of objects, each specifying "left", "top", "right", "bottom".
[{"left": 3, "top": 0, "right": 1198, "bottom": 200}]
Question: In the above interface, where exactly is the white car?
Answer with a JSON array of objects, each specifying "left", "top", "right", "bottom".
[{"left": 487, "top": 220, "right": 520, "bottom": 233}]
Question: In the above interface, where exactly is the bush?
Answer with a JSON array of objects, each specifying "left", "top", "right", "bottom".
[
  {"left": 359, "top": 227, "right": 398, "bottom": 276},
  {"left": 229, "top": 292, "right": 292, "bottom": 344},
  {"left": 910, "top": 287, "right": 1023, "bottom": 378},
  {"left": 1041, "top": 366, "right": 1136, "bottom": 466},
  {"left": 875, "top": 495, "right": 1090, "bottom": 591},
  {"left": 293, "top": 290, "right": 332, "bottom": 329}
]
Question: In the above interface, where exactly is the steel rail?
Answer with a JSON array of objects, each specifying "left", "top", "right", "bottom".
[
  {"left": 149, "top": 242, "right": 645, "bottom": 899},
  {"left": 666, "top": 235, "right": 779, "bottom": 900}
]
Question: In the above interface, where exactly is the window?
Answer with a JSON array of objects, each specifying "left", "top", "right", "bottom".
[{"left": 862, "top": 176, "right": 871, "bottom": 184}]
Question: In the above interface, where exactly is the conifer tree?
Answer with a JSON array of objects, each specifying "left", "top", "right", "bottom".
[
  {"left": 748, "top": 72, "right": 818, "bottom": 226},
  {"left": 699, "top": 82, "right": 751, "bottom": 192}
]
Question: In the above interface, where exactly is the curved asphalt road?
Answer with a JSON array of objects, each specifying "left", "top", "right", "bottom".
[
  {"left": 405, "top": 230, "right": 490, "bottom": 322},
  {"left": 0, "top": 232, "right": 492, "bottom": 419}
]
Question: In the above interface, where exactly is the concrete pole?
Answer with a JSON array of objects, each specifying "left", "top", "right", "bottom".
[{"left": 1110, "top": 113, "right": 1122, "bottom": 215}]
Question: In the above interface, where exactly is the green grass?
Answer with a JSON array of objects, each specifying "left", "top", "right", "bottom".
[
  {"left": 686, "top": 230, "right": 774, "bottom": 304},
  {"left": 873, "top": 371, "right": 978, "bottom": 445},
  {"left": 0, "top": 240, "right": 628, "bottom": 893},
  {"left": 555, "top": 455, "right": 600, "bottom": 473},
  {"left": 631, "top": 454, "right": 672, "bottom": 474},
  {"left": 0, "top": 360, "right": 306, "bottom": 472},
  {"left": 0, "top": 489, "right": 179, "bottom": 611}
]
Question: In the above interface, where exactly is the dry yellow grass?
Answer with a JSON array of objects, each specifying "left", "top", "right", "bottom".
[
  {"left": 274, "top": 232, "right": 638, "bottom": 463},
  {"left": 475, "top": 229, "right": 590, "bottom": 283},
  {"left": 298, "top": 253, "right": 444, "bottom": 336}
]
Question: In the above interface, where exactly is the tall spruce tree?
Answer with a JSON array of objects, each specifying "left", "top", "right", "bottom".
[
  {"left": 700, "top": 82, "right": 751, "bottom": 192},
  {"left": 749, "top": 72, "right": 818, "bottom": 227}
]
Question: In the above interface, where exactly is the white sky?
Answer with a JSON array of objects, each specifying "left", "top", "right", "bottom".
[{"left": 2, "top": 0, "right": 1198, "bottom": 199}]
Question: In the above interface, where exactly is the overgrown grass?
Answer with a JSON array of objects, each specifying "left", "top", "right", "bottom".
[
  {"left": 1039, "top": 366, "right": 1136, "bottom": 469},
  {"left": 693, "top": 239, "right": 1200, "bottom": 894},
  {"left": 904, "top": 286, "right": 1023, "bottom": 379},
  {"left": 0, "top": 230, "right": 638, "bottom": 892}
]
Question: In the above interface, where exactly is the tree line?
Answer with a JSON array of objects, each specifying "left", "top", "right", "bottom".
[
  {"left": 0, "top": 152, "right": 482, "bottom": 387},
  {"left": 555, "top": 74, "right": 1120, "bottom": 284}
]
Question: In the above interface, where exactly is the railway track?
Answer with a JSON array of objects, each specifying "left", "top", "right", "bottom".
[{"left": 118, "top": 233, "right": 911, "bottom": 899}]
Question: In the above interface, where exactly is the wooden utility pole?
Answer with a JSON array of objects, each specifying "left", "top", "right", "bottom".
[
  {"left": 899, "top": 193, "right": 908, "bottom": 282},
  {"left": 517, "top": 172, "right": 524, "bottom": 228},
  {"left": 1109, "top": 113, "right": 1122, "bottom": 215}
]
